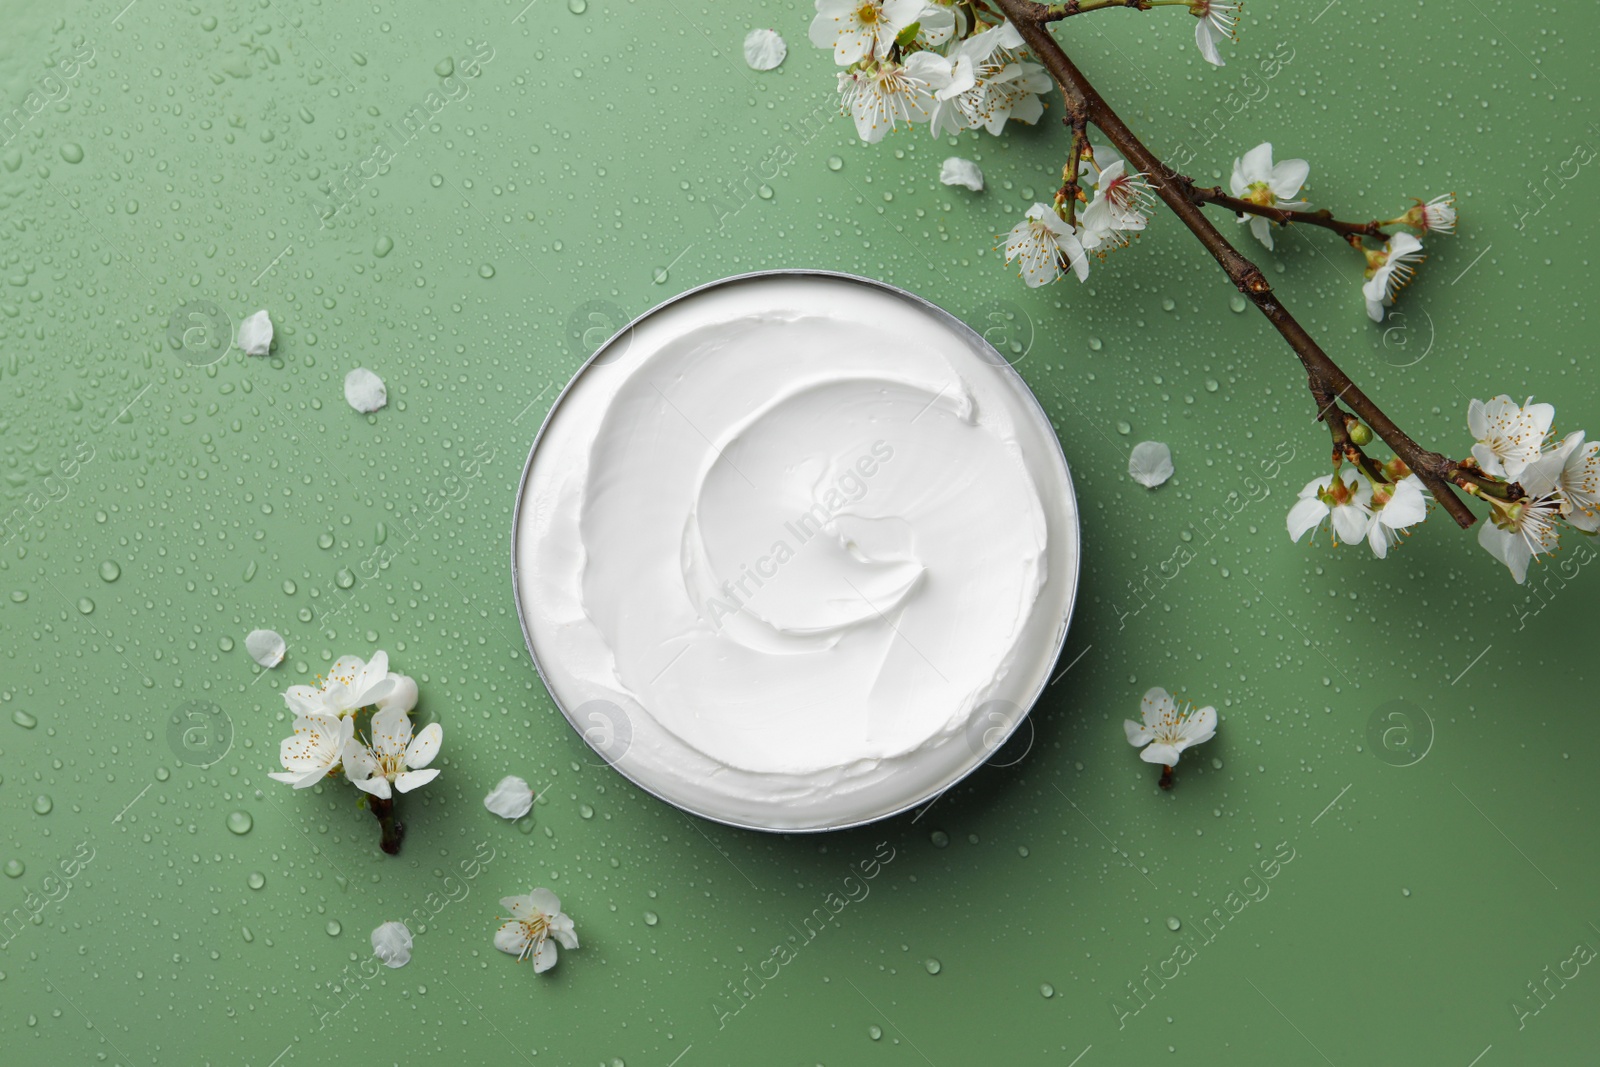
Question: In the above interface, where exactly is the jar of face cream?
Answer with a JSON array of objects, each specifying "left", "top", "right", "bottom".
[{"left": 513, "top": 272, "right": 1080, "bottom": 831}]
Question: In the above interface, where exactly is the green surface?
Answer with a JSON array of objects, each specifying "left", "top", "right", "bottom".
[{"left": 0, "top": 1, "right": 1595, "bottom": 1063}]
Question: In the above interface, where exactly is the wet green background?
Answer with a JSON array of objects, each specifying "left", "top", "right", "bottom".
[{"left": 1, "top": 0, "right": 1594, "bottom": 1063}]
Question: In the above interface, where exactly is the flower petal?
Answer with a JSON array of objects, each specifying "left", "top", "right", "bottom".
[
  {"left": 371, "top": 921, "right": 413, "bottom": 968},
  {"left": 404, "top": 722, "right": 443, "bottom": 769},
  {"left": 1286, "top": 497, "right": 1329, "bottom": 542},
  {"left": 369, "top": 704, "right": 414, "bottom": 759},
  {"left": 528, "top": 888, "right": 562, "bottom": 917},
  {"left": 494, "top": 922, "right": 532, "bottom": 957},
  {"left": 351, "top": 773, "right": 392, "bottom": 799},
  {"left": 1194, "top": 19, "right": 1224, "bottom": 66},
  {"left": 1140, "top": 743, "right": 1182, "bottom": 766},
  {"left": 1180, "top": 705, "right": 1217, "bottom": 746},
  {"left": 1141, "top": 687, "right": 1176, "bottom": 730},
  {"left": 1124, "top": 718, "right": 1154, "bottom": 747},
  {"left": 484, "top": 775, "right": 535, "bottom": 820},
  {"left": 743, "top": 28, "right": 787, "bottom": 71},
  {"left": 1128, "top": 441, "right": 1175, "bottom": 488},
  {"left": 531, "top": 938, "right": 559, "bottom": 973},
  {"left": 1268, "top": 158, "right": 1310, "bottom": 200},
  {"left": 395, "top": 768, "right": 440, "bottom": 793},
  {"left": 246, "top": 629, "right": 286, "bottom": 668},
  {"left": 939, "top": 156, "right": 984, "bottom": 192}
]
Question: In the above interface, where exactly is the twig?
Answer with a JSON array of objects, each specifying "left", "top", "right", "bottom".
[
  {"left": 1188, "top": 185, "right": 1387, "bottom": 241},
  {"left": 992, "top": 0, "right": 1477, "bottom": 528}
]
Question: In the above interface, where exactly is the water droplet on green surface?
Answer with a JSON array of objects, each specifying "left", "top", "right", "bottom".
[
  {"left": 219, "top": 635, "right": 235, "bottom": 651},
  {"left": 1401, "top": 887, "right": 1411, "bottom": 898},
  {"left": 32, "top": 795, "right": 52, "bottom": 815},
  {"left": 1040, "top": 983, "right": 1055, "bottom": 998},
  {"left": 826, "top": 156, "right": 843, "bottom": 171},
  {"left": 653, "top": 267, "right": 670, "bottom": 285},
  {"left": 4, "top": 859, "right": 23, "bottom": 878},
  {"left": 757, "top": 184, "right": 773, "bottom": 200},
  {"left": 1229, "top": 294, "right": 1247, "bottom": 313},
  {"left": 60, "top": 143, "right": 83, "bottom": 164},
  {"left": 1088, "top": 336, "right": 1103, "bottom": 351},
  {"left": 77, "top": 597, "right": 94, "bottom": 614},
  {"left": 869, "top": 1025, "right": 883, "bottom": 1040},
  {"left": 579, "top": 804, "right": 594, "bottom": 819},
  {"left": 242, "top": 926, "right": 254, "bottom": 942},
  {"left": 155, "top": 767, "right": 170, "bottom": 781},
  {"left": 226, "top": 811, "right": 253, "bottom": 835},
  {"left": 568, "top": 0, "right": 587, "bottom": 11},
  {"left": 282, "top": 580, "right": 296, "bottom": 595},
  {"left": 318, "top": 533, "right": 334, "bottom": 549},
  {"left": 1115, "top": 421, "right": 1132, "bottom": 435},
  {"left": 374, "top": 235, "right": 394, "bottom": 257},
  {"left": 1166, "top": 916, "right": 1182, "bottom": 931},
  {"left": 924, "top": 958, "right": 941, "bottom": 975},
  {"left": 479, "top": 263, "right": 496, "bottom": 278},
  {"left": 336, "top": 568, "right": 355, "bottom": 589},
  {"left": 99, "top": 561, "right": 120, "bottom": 581},
  {"left": 12, "top": 710, "right": 37, "bottom": 729},
  {"left": 643, "top": 911, "right": 658, "bottom": 926},
  {"left": 248, "top": 871, "right": 266, "bottom": 890},
  {"left": 243, "top": 561, "right": 258, "bottom": 582},
  {"left": 326, "top": 920, "right": 342, "bottom": 937},
  {"left": 434, "top": 57, "right": 455, "bottom": 77},
  {"left": 930, "top": 830, "right": 949, "bottom": 848},
  {"left": 10, "top": 591, "right": 26, "bottom": 603}
]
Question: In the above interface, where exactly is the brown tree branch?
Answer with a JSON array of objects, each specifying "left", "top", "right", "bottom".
[
  {"left": 1188, "top": 186, "right": 1388, "bottom": 241},
  {"left": 991, "top": 0, "right": 1477, "bottom": 528}
]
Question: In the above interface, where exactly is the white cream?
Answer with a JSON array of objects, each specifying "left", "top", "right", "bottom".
[{"left": 515, "top": 274, "right": 1078, "bottom": 830}]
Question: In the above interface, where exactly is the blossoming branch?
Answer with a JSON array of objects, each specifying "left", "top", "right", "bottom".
[{"left": 808, "top": 0, "right": 1598, "bottom": 583}]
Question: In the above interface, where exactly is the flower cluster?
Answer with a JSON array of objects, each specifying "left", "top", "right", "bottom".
[
  {"left": 810, "top": 2, "right": 1050, "bottom": 144},
  {"left": 268, "top": 651, "right": 442, "bottom": 854},
  {"left": 1003, "top": 146, "right": 1155, "bottom": 287},
  {"left": 1286, "top": 396, "right": 1598, "bottom": 582}
]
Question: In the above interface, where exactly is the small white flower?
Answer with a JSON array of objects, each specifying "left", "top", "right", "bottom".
[
  {"left": 1228, "top": 142, "right": 1309, "bottom": 250},
  {"left": 1124, "top": 687, "right": 1217, "bottom": 767},
  {"left": 284, "top": 652, "right": 396, "bottom": 718},
  {"left": 1404, "top": 193, "right": 1456, "bottom": 234},
  {"left": 495, "top": 889, "right": 579, "bottom": 974},
  {"left": 371, "top": 921, "right": 413, "bottom": 969},
  {"left": 1361, "top": 232, "right": 1425, "bottom": 322},
  {"left": 1079, "top": 159, "right": 1153, "bottom": 252},
  {"left": 1523, "top": 430, "right": 1600, "bottom": 531},
  {"left": 808, "top": 0, "right": 941, "bottom": 66},
  {"left": 484, "top": 775, "right": 535, "bottom": 820},
  {"left": 938, "top": 156, "right": 984, "bottom": 191},
  {"left": 267, "top": 712, "right": 355, "bottom": 789},
  {"left": 1286, "top": 467, "right": 1373, "bottom": 545},
  {"left": 1128, "top": 440, "right": 1174, "bottom": 488},
  {"left": 973, "top": 60, "right": 1051, "bottom": 134},
  {"left": 1467, "top": 395, "right": 1554, "bottom": 481},
  {"left": 345, "top": 368, "right": 387, "bottom": 413},
  {"left": 1003, "top": 203, "right": 1089, "bottom": 288},
  {"left": 1365, "top": 474, "right": 1428, "bottom": 559},
  {"left": 743, "top": 28, "right": 787, "bottom": 71},
  {"left": 837, "top": 57, "right": 940, "bottom": 143},
  {"left": 1478, "top": 491, "right": 1562, "bottom": 584},
  {"left": 238, "top": 310, "right": 274, "bottom": 357},
  {"left": 1191, "top": 1, "right": 1241, "bottom": 67},
  {"left": 245, "top": 628, "right": 286, "bottom": 668},
  {"left": 342, "top": 704, "right": 443, "bottom": 800}
]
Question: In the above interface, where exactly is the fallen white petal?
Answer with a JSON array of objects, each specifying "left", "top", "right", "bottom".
[
  {"left": 245, "top": 628, "right": 286, "bottom": 668},
  {"left": 371, "top": 921, "right": 413, "bottom": 968},
  {"left": 238, "top": 309, "right": 274, "bottom": 356},
  {"left": 344, "top": 368, "right": 388, "bottom": 413},
  {"left": 743, "top": 28, "right": 786, "bottom": 71},
  {"left": 939, "top": 157, "right": 984, "bottom": 192},
  {"left": 1128, "top": 441, "right": 1175, "bottom": 488},
  {"left": 484, "top": 774, "right": 534, "bottom": 820}
]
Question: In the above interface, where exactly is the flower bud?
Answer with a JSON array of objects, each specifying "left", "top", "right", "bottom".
[{"left": 1348, "top": 421, "right": 1373, "bottom": 446}]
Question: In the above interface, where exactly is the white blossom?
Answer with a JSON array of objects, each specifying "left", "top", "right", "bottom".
[
  {"left": 1229, "top": 142, "right": 1309, "bottom": 250},
  {"left": 1191, "top": 1, "right": 1241, "bottom": 67},
  {"left": 284, "top": 652, "right": 396, "bottom": 718},
  {"left": 808, "top": 0, "right": 943, "bottom": 66},
  {"left": 1286, "top": 468, "right": 1373, "bottom": 545},
  {"left": 268, "top": 713, "right": 355, "bottom": 789},
  {"left": 1365, "top": 474, "right": 1428, "bottom": 559},
  {"left": 1124, "top": 687, "right": 1216, "bottom": 767},
  {"left": 495, "top": 890, "right": 579, "bottom": 974},
  {"left": 837, "top": 56, "right": 944, "bottom": 142},
  {"left": 1522, "top": 430, "right": 1600, "bottom": 531},
  {"left": 1004, "top": 204, "right": 1089, "bottom": 287},
  {"left": 342, "top": 705, "right": 443, "bottom": 800},
  {"left": 1468, "top": 395, "right": 1554, "bottom": 481},
  {"left": 1404, "top": 193, "right": 1457, "bottom": 234},
  {"left": 1362, "top": 232, "right": 1425, "bottom": 322}
]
